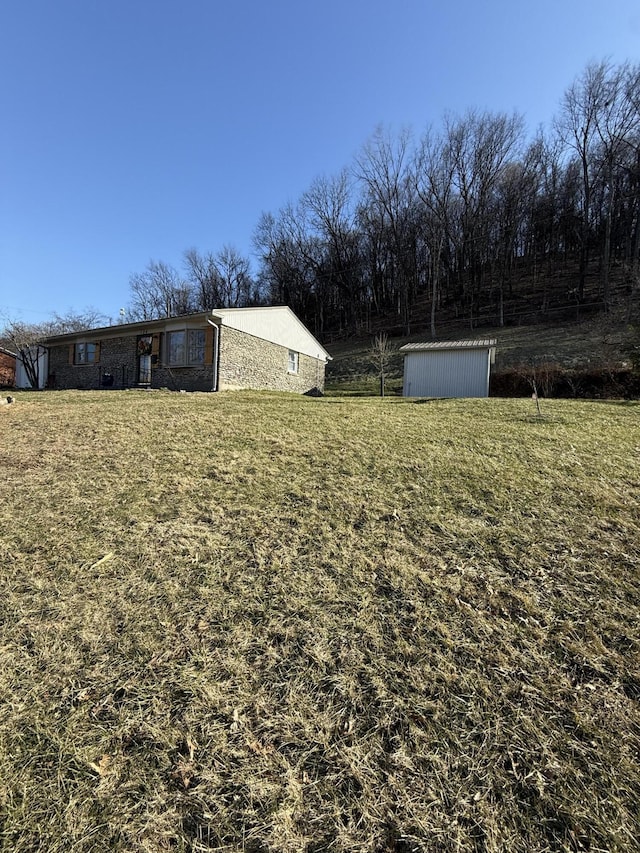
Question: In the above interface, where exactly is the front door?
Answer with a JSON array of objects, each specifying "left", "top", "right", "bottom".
[{"left": 137, "top": 335, "right": 153, "bottom": 385}]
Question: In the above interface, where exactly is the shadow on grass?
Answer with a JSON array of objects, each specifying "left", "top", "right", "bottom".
[{"left": 590, "top": 398, "right": 640, "bottom": 407}]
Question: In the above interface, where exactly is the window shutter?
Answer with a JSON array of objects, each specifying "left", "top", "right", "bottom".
[
  {"left": 151, "top": 333, "right": 161, "bottom": 365},
  {"left": 204, "top": 326, "right": 214, "bottom": 365},
  {"left": 94, "top": 342, "right": 100, "bottom": 363},
  {"left": 68, "top": 344, "right": 75, "bottom": 365}
]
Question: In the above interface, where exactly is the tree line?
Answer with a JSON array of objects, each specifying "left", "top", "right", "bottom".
[
  {"left": 5, "top": 59, "right": 639, "bottom": 349},
  {"left": 127, "top": 60, "right": 640, "bottom": 340},
  {"left": 127, "top": 246, "right": 263, "bottom": 322},
  {"left": 252, "top": 59, "right": 640, "bottom": 339}
]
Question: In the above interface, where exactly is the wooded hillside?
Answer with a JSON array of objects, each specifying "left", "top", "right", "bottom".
[
  {"left": 122, "top": 60, "right": 640, "bottom": 351},
  {"left": 255, "top": 60, "right": 640, "bottom": 342}
]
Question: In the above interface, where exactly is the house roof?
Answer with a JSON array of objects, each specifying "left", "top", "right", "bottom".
[
  {"left": 400, "top": 339, "right": 497, "bottom": 353},
  {"left": 41, "top": 315, "right": 201, "bottom": 343},
  {"left": 41, "top": 307, "right": 331, "bottom": 361}
]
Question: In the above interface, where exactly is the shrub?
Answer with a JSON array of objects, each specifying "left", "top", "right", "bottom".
[{"left": 491, "top": 365, "right": 640, "bottom": 399}]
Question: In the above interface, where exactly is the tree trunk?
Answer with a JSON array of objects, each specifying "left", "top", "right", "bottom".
[
  {"left": 20, "top": 348, "right": 40, "bottom": 389},
  {"left": 601, "top": 160, "right": 614, "bottom": 309},
  {"left": 431, "top": 236, "right": 443, "bottom": 339}
]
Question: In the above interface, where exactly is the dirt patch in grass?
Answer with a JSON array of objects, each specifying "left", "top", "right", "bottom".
[{"left": 1, "top": 391, "right": 639, "bottom": 851}]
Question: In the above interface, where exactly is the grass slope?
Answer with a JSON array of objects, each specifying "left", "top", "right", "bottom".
[
  {"left": 325, "top": 307, "right": 637, "bottom": 394},
  {"left": 1, "top": 391, "right": 639, "bottom": 852}
]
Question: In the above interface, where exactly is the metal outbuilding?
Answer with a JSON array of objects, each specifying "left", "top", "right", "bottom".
[{"left": 401, "top": 339, "right": 497, "bottom": 398}]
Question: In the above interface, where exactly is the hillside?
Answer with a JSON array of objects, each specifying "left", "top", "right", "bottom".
[
  {"left": 1, "top": 391, "right": 639, "bottom": 852},
  {"left": 325, "top": 273, "right": 639, "bottom": 394}
]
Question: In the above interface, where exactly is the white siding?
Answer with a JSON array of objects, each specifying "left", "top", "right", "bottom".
[
  {"left": 211, "top": 307, "right": 330, "bottom": 362},
  {"left": 15, "top": 349, "right": 48, "bottom": 389},
  {"left": 403, "top": 348, "right": 491, "bottom": 398}
]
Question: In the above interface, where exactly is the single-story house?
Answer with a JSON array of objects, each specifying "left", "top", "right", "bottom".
[
  {"left": 42, "top": 306, "right": 331, "bottom": 394},
  {"left": 401, "top": 339, "right": 497, "bottom": 398},
  {"left": 0, "top": 348, "right": 16, "bottom": 387}
]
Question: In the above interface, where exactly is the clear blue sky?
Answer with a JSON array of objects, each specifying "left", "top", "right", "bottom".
[{"left": 1, "top": 0, "right": 639, "bottom": 325}]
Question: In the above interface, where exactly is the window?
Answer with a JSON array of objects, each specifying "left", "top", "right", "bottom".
[
  {"left": 75, "top": 342, "right": 99, "bottom": 364},
  {"left": 288, "top": 350, "right": 299, "bottom": 374},
  {"left": 167, "top": 331, "right": 185, "bottom": 365},
  {"left": 167, "top": 329, "right": 206, "bottom": 366}
]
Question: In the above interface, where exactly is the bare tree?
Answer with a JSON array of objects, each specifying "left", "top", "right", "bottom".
[
  {"left": 1, "top": 321, "right": 48, "bottom": 388},
  {"left": 128, "top": 260, "right": 193, "bottom": 320},
  {"left": 517, "top": 359, "right": 560, "bottom": 416},
  {"left": 246, "top": 59, "right": 638, "bottom": 339},
  {"left": 370, "top": 332, "right": 394, "bottom": 397},
  {"left": 556, "top": 61, "right": 640, "bottom": 305},
  {"left": 491, "top": 157, "right": 539, "bottom": 324},
  {"left": 254, "top": 205, "right": 324, "bottom": 332},
  {"left": 215, "top": 244, "right": 255, "bottom": 307},
  {"left": 183, "top": 248, "right": 223, "bottom": 310},
  {"left": 49, "top": 307, "right": 108, "bottom": 333},
  {"left": 355, "top": 126, "right": 418, "bottom": 334},
  {"left": 523, "top": 130, "right": 566, "bottom": 298},
  {"left": 555, "top": 62, "right": 608, "bottom": 302},
  {"left": 445, "top": 109, "right": 525, "bottom": 324},
  {"left": 0, "top": 309, "right": 107, "bottom": 389},
  {"left": 302, "top": 170, "right": 363, "bottom": 333},
  {"left": 594, "top": 62, "right": 640, "bottom": 303},
  {"left": 415, "top": 127, "right": 456, "bottom": 337}
]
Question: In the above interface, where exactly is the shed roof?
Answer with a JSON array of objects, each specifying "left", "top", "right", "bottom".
[{"left": 400, "top": 339, "right": 496, "bottom": 353}]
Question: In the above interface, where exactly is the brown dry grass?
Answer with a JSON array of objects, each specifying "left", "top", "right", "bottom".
[{"left": 0, "top": 391, "right": 639, "bottom": 852}]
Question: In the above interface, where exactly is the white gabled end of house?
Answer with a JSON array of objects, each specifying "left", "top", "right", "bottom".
[{"left": 210, "top": 306, "right": 332, "bottom": 363}]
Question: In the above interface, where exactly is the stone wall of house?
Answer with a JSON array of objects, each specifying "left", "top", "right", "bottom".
[
  {"left": 218, "top": 326, "right": 325, "bottom": 393},
  {"left": 48, "top": 326, "right": 326, "bottom": 394},
  {"left": 48, "top": 336, "right": 138, "bottom": 390},
  {"left": 47, "top": 336, "right": 215, "bottom": 391},
  {"left": 152, "top": 365, "right": 216, "bottom": 392}
]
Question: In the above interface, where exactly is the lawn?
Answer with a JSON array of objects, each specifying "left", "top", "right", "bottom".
[{"left": 1, "top": 390, "right": 639, "bottom": 852}]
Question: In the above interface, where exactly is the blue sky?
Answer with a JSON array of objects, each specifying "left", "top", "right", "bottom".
[{"left": 1, "top": 0, "right": 639, "bottom": 325}]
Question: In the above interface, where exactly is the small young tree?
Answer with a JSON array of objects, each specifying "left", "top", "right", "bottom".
[
  {"left": 518, "top": 359, "right": 558, "bottom": 415},
  {"left": 370, "top": 332, "right": 394, "bottom": 397}
]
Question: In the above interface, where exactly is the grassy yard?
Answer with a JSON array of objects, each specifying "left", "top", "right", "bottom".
[{"left": 1, "top": 390, "right": 639, "bottom": 852}]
